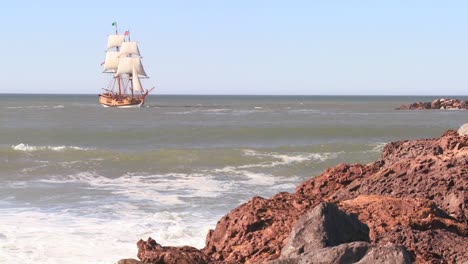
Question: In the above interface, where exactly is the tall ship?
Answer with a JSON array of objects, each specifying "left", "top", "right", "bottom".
[{"left": 99, "top": 22, "right": 153, "bottom": 108}]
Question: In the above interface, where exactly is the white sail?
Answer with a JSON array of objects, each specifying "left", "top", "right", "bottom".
[
  {"left": 132, "top": 66, "right": 143, "bottom": 92},
  {"left": 107, "top": 34, "right": 125, "bottom": 50},
  {"left": 103, "top": 51, "right": 120, "bottom": 72},
  {"left": 115, "top": 57, "right": 148, "bottom": 77},
  {"left": 119, "top": 42, "right": 141, "bottom": 57}
]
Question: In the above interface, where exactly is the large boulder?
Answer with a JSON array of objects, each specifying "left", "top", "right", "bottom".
[
  {"left": 271, "top": 202, "right": 411, "bottom": 264},
  {"left": 280, "top": 203, "right": 369, "bottom": 258}
]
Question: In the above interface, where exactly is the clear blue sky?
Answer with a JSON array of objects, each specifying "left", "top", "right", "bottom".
[{"left": 1, "top": 1, "right": 467, "bottom": 95}]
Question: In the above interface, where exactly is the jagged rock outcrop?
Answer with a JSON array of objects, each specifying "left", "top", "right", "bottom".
[
  {"left": 137, "top": 238, "right": 213, "bottom": 264},
  {"left": 121, "top": 130, "right": 467, "bottom": 264},
  {"left": 396, "top": 98, "right": 468, "bottom": 110},
  {"left": 204, "top": 193, "right": 309, "bottom": 263}
]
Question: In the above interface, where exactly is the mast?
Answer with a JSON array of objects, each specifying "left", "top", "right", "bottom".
[
  {"left": 113, "top": 21, "right": 122, "bottom": 97},
  {"left": 111, "top": 27, "right": 149, "bottom": 97},
  {"left": 131, "top": 75, "right": 134, "bottom": 98},
  {"left": 128, "top": 30, "right": 134, "bottom": 98}
]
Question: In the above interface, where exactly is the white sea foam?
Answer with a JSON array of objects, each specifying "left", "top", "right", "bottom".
[
  {"left": 1, "top": 147, "right": 339, "bottom": 263},
  {"left": 241, "top": 149, "right": 339, "bottom": 168},
  {"left": 212, "top": 166, "right": 299, "bottom": 188},
  {"left": 0, "top": 207, "right": 214, "bottom": 264},
  {"left": 1, "top": 170, "right": 229, "bottom": 263},
  {"left": 369, "top": 142, "right": 387, "bottom": 153},
  {"left": 201, "top": 108, "right": 229, "bottom": 113},
  {"left": 42, "top": 172, "right": 229, "bottom": 205},
  {"left": 209, "top": 150, "right": 338, "bottom": 186},
  {"left": 231, "top": 110, "right": 257, "bottom": 115},
  {"left": 166, "top": 110, "right": 196, "bottom": 115},
  {"left": 241, "top": 171, "right": 279, "bottom": 185},
  {"left": 11, "top": 143, "right": 91, "bottom": 152},
  {"left": 287, "top": 109, "right": 321, "bottom": 114}
]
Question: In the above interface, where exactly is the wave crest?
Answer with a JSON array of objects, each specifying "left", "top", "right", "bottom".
[{"left": 11, "top": 143, "right": 91, "bottom": 152}]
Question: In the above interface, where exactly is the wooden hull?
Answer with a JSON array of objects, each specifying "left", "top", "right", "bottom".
[{"left": 99, "top": 94, "right": 145, "bottom": 108}]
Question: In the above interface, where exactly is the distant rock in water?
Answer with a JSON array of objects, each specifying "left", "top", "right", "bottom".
[
  {"left": 396, "top": 98, "right": 468, "bottom": 110},
  {"left": 121, "top": 130, "right": 468, "bottom": 264}
]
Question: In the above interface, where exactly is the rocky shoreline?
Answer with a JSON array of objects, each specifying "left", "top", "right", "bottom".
[
  {"left": 119, "top": 129, "right": 468, "bottom": 264},
  {"left": 396, "top": 98, "right": 468, "bottom": 110}
]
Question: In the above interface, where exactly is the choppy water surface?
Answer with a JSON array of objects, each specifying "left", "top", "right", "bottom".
[{"left": 0, "top": 94, "right": 466, "bottom": 263}]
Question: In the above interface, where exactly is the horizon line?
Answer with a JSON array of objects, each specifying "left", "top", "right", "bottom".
[{"left": 1, "top": 93, "right": 468, "bottom": 97}]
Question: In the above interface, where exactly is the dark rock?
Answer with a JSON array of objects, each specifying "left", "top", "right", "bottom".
[
  {"left": 280, "top": 202, "right": 369, "bottom": 258},
  {"left": 422, "top": 102, "right": 431, "bottom": 109},
  {"left": 271, "top": 202, "right": 410, "bottom": 264},
  {"left": 269, "top": 242, "right": 370, "bottom": 264},
  {"left": 356, "top": 244, "right": 412, "bottom": 264},
  {"left": 270, "top": 243, "right": 412, "bottom": 264}
]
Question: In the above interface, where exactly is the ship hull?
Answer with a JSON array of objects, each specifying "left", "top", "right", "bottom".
[{"left": 99, "top": 94, "right": 146, "bottom": 108}]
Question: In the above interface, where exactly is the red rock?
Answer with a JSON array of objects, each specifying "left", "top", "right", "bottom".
[
  {"left": 121, "top": 131, "right": 467, "bottom": 264},
  {"left": 204, "top": 193, "right": 309, "bottom": 263},
  {"left": 137, "top": 237, "right": 212, "bottom": 264}
]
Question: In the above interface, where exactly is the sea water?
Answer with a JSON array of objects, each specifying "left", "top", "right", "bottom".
[{"left": 0, "top": 94, "right": 466, "bottom": 263}]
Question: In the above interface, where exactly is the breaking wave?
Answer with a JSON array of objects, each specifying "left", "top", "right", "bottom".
[{"left": 11, "top": 143, "right": 91, "bottom": 152}]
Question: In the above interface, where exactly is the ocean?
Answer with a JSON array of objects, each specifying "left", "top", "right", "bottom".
[{"left": 0, "top": 94, "right": 466, "bottom": 264}]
